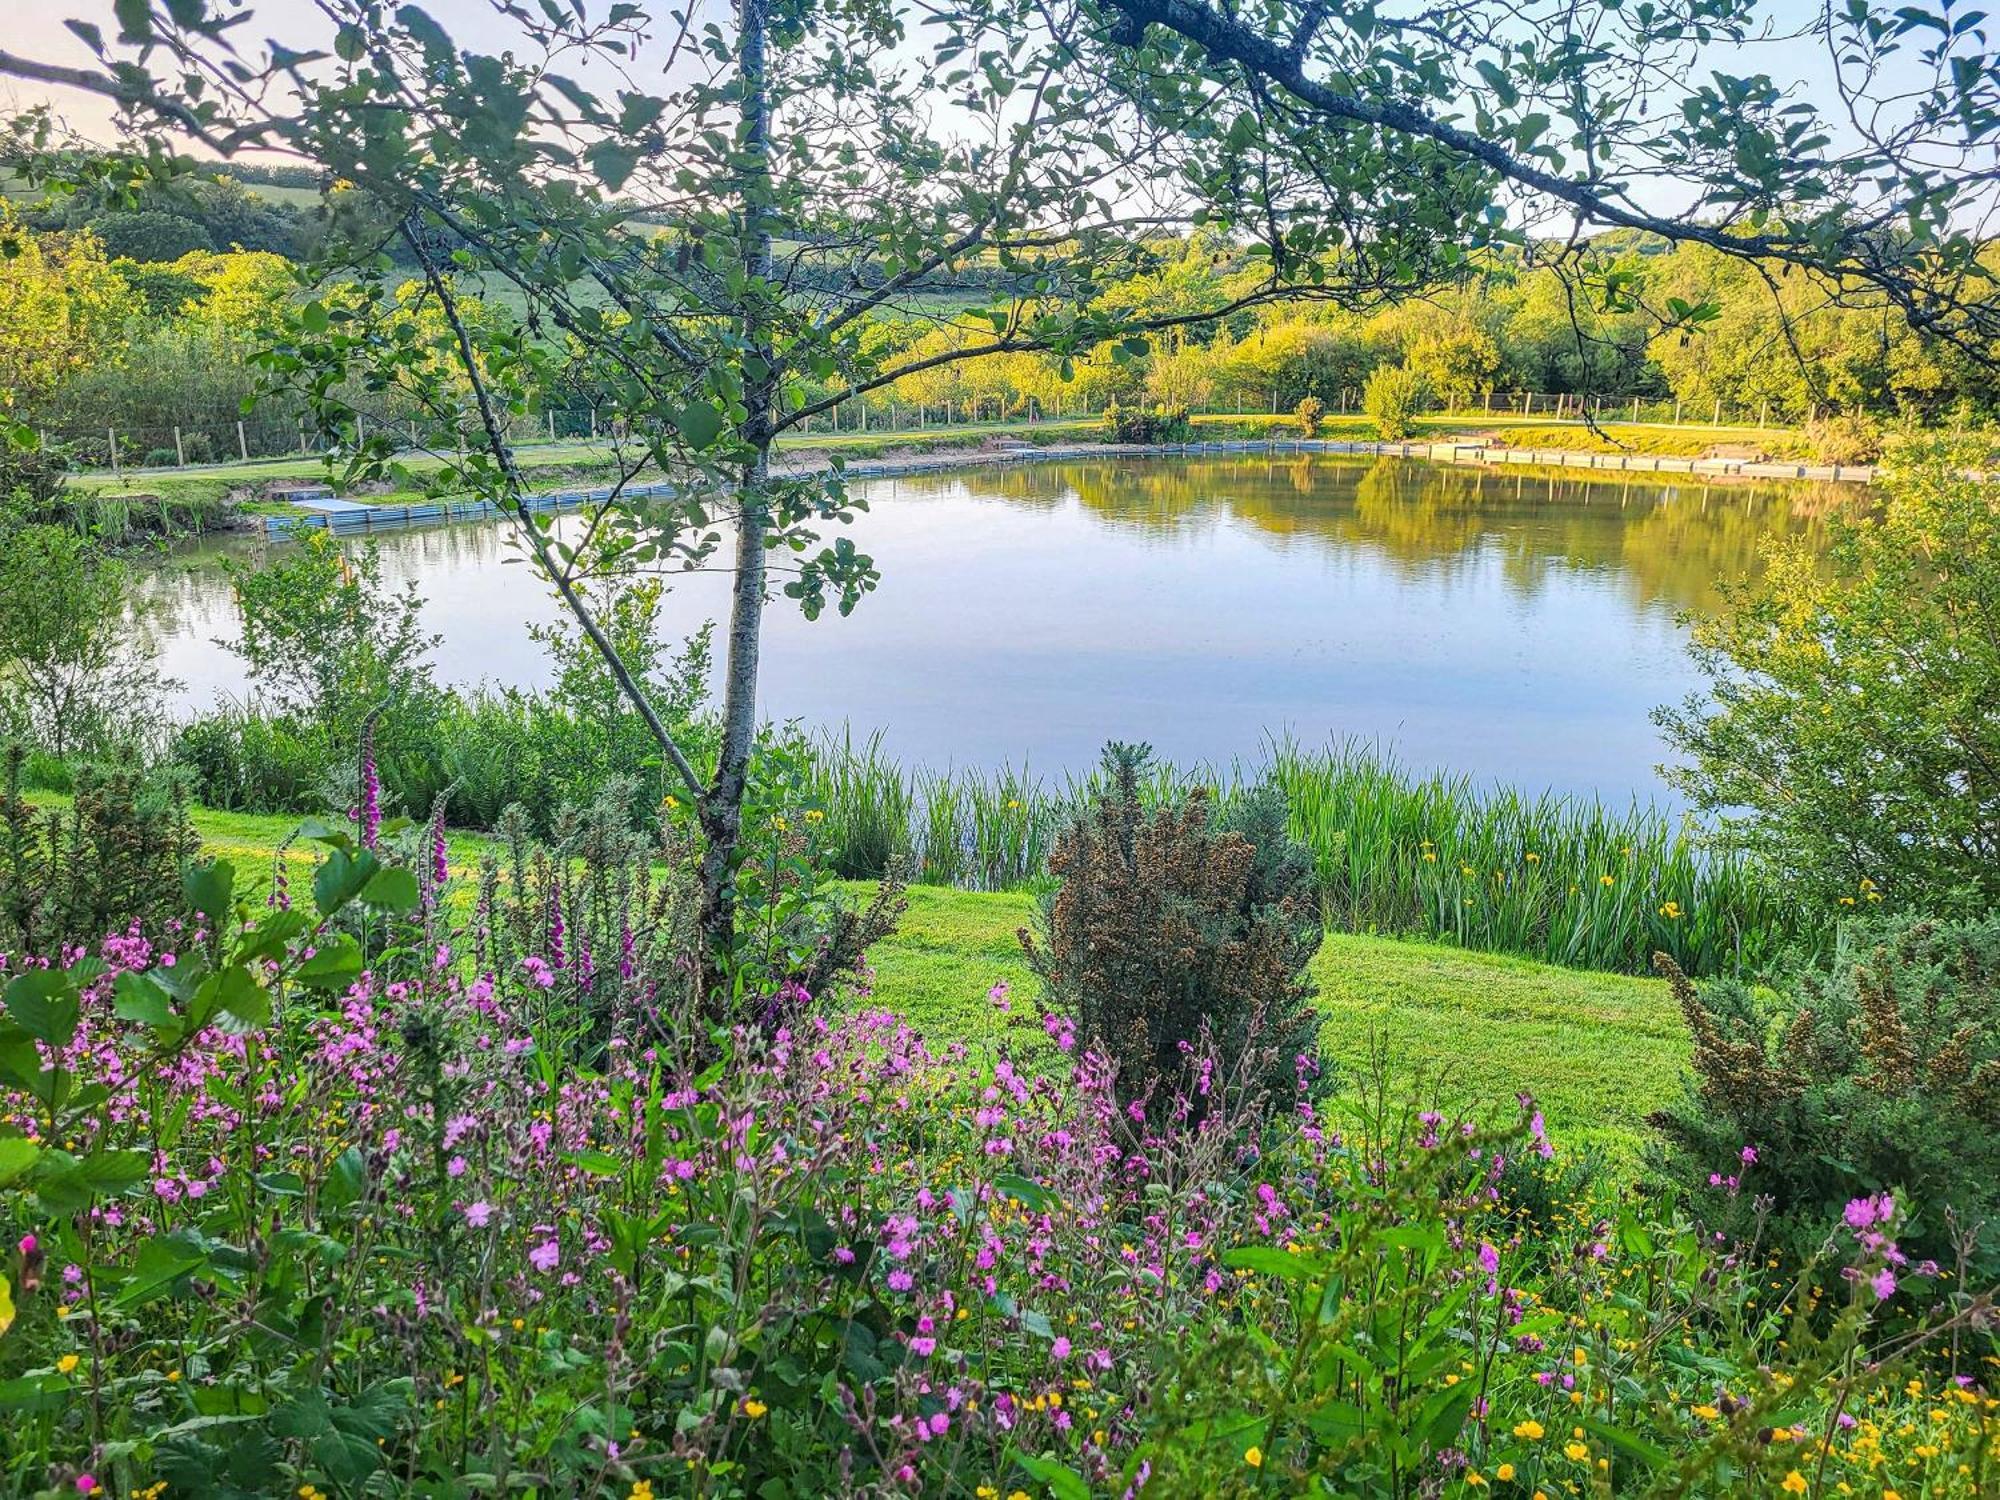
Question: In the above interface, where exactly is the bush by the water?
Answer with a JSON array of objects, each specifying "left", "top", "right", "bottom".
[
  {"left": 1660, "top": 437, "right": 2000, "bottom": 918},
  {"left": 1651, "top": 911, "right": 2000, "bottom": 1286},
  {"left": 1363, "top": 364, "right": 1431, "bottom": 440},
  {"left": 1100, "top": 400, "right": 1193, "bottom": 443},
  {"left": 1021, "top": 744, "right": 1325, "bottom": 1115}
]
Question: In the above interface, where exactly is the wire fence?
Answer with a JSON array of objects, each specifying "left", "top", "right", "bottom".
[{"left": 36, "top": 388, "right": 1825, "bottom": 480}]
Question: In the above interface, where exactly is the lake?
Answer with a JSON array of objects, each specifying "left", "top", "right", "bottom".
[{"left": 136, "top": 454, "right": 1848, "bottom": 804}]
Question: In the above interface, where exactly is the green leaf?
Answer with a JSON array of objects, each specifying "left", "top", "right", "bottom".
[
  {"left": 1013, "top": 1455, "right": 1089, "bottom": 1500},
  {"left": 294, "top": 935, "right": 363, "bottom": 991},
  {"left": 183, "top": 860, "right": 235, "bottom": 925},
  {"left": 204, "top": 966, "right": 272, "bottom": 1030},
  {"left": 360, "top": 866, "right": 420, "bottom": 914},
  {"left": 34, "top": 1148, "right": 149, "bottom": 1213},
  {"left": 4, "top": 970, "right": 81, "bottom": 1049},
  {"left": 314, "top": 849, "right": 381, "bottom": 916},
  {"left": 991, "top": 1172, "right": 1053, "bottom": 1213},
  {"left": 0, "top": 1136, "right": 40, "bottom": 1187},
  {"left": 112, "top": 971, "right": 176, "bottom": 1031},
  {"left": 114, "top": 1232, "right": 211, "bottom": 1309},
  {"left": 323, "top": 1146, "right": 369, "bottom": 1212},
  {"left": 113, "top": 0, "right": 153, "bottom": 43},
  {"left": 1221, "top": 1245, "right": 1324, "bottom": 1281},
  {"left": 671, "top": 401, "right": 727, "bottom": 450}
]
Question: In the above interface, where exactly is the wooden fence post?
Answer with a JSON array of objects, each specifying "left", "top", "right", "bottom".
[
  {"left": 109, "top": 427, "right": 120, "bottom": 480},
  {"left": 173, "top": 425, "right": 186, "bottom": 466},
  {"left": 238, "top": 420, "right": 250, "bottom": 461}
]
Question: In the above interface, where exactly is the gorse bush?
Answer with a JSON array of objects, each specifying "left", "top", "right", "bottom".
[
  {"left": 0, "top": 744, "right": 198, "bottom": 954},
  {"left": 1659, "top": 438, "right": 2000, "bottom": 918},
  {"left": 1651, "top": 912, "right": 2000, "bottom": 1286},
  {"left": 1021, "top": 744, "right": 1325, "bottom": 1116}
]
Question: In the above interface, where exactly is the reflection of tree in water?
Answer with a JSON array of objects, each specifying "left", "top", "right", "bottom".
[{"left": 895, "top": 455, "right": 1848, "bottom": 616}]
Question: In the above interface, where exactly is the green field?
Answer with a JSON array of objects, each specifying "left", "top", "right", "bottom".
[{"left": 172, "top": 799, "right": 1685, "bottom": 1160}]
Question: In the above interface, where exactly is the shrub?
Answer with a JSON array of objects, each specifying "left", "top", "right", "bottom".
[
  {"left": 1362, "top": 362, "right": 1431, "bottom": 439},
  {"left": 0, "top": 743, "right": 198, "bottom": 953},
  {"left": 1657, "top": 437, "right": 2000, "bottom": 916},
  {"left": 0, "top": 522, "right": 165, "bottom": 757},
  {"left": 1804, "top": 408, "right": 1885, "bottom": 464},
  {"left": 1101, "top": 399, "right": 1193, "bottom": 443},
  {"left": 1293, "top": 394, "right": 1326, "bottom": 437},
  {"left": 228, "top": 529, "right": 440, "bottom": 731},
  {"left": 1649, "top": 912, "right": 2000, "bottom": 1283},
  {"left": 0, "top": 436, "right": 71, "bottom": 512},
  {"left": 1020, "top": 742, "right": 1325, "bottom": 1115}
]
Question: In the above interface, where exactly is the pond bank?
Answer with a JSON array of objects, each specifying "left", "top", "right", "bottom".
[{"left": 261, "top": 435, "right": 1870, "bottom": 538}]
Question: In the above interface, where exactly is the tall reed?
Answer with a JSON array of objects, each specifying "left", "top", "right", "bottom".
[{"left": 807, "top": 732, "right": 1796, "bottom": 975}]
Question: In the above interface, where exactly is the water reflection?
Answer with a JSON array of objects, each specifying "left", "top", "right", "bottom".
[{"left": 134, "top": 455, "right": 1852, "bottom": 802}]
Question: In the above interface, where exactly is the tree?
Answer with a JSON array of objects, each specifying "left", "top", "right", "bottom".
[
  {"left": 1405, "top": 325, "right": 1502, "bottom": 410},
  {"left": 0, "top": 520, "right": 162, "bottom": 756},
  {"left": 1363, "top": 364, "right": 1431, "bottom": 440},
  {"left": 228, "top": 531, "right": 438, "bottom": 732},
  {"left": 0, "top": 204, "right": 134, "bottom": 419},
  {"left": 1071, "top": 0, "right": 2000, "bottom": 374},
  {"left": 87, "top": 206, "right": 212, "bottom": 261},
  {"left": 1656, "top": 437, "right": 2000, "bottom": 915}
]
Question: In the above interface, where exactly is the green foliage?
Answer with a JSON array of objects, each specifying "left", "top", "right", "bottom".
[
  {"left": 0, "top": 743, "right": 198, "bottom": 954},
  {"left": 0, "top": 520, "right": 163, "bottom": 756},
  {"left": 1803, "top": 409, "right": 1886, "bottom": 465},
  {"left": 1650, "top": 913, "right": 2000, "bottom": 1285},
  {"left": 1659, "top": 438, "right": 2000, "bottom": 916},
  {"left": 1102, "top": 399, "right": 1194, "bottom": 443},
  {"left": 1022, "top": 743, "right": 1325, "bottom": 1113},
  {"left": 0, "top": 435, "right": 69, "bottom": 511},
  {"left": 227, "top": 530, "right": 439, "bottom": 732},
  {"left": 1364, "top": 364, "right": 1431, "bottom": 440}
]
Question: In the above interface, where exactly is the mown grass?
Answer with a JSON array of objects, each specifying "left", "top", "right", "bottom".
[
  {"left": 867, "top": 886, "right": 1680, "bottom": 1160},
  {"left": 62, "top": 795, "right": 1681, "bottom": 1158}
]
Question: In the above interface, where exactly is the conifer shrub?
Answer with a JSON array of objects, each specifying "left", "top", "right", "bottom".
[
  {"left": 0, "top": 742, "right": 199, "bottom": 953},
  {"left": 1020, "top": 743, "right": 1325, "bottom": 1116},
  {"left": 1650, "top": 913, "right": 2000, "bottom": 1283}
]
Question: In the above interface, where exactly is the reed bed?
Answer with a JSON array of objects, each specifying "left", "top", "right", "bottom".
[{"left": 805, "top": 732, "right": 1795, "bottom": 975}]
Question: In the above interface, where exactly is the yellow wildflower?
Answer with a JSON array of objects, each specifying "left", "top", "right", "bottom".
[
  {"left": 1513, "top": 1420, "right": 1545, "bottom": 1440},
  {"left": 1244, "top": 1445, "right": 1263, "bottom": 1468}
]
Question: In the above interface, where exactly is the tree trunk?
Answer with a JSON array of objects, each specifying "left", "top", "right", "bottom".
[{"left": 695, "top": 0, "right": 778, "bottom": 1003}]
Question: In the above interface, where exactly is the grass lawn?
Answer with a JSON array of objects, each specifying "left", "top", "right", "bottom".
[{"left": 160, "top": 800, "right": 1686, "bottom": 1163}]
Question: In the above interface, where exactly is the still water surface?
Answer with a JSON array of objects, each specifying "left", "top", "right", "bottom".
[{"left": 136, "top": 455, "right": 1847, "bottom": 803}]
